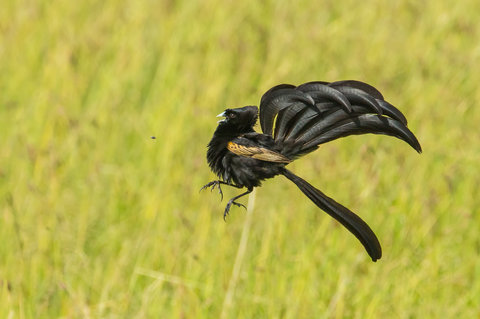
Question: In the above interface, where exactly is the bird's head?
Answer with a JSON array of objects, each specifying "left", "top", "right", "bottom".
[{"left": 216, "top": 106, "right": 258, "bottom": 132}]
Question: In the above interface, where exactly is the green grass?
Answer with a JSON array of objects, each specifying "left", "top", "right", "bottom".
[{"left": 1, "top": 0, "right": 479, "bottom": 317}]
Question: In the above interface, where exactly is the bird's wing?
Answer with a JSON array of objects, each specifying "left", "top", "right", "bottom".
[
  {"left": 258, "top": 80, "right": 421, "bottom": 159},
  {"left": 227, "top": 138, "right": 292, "bottom": 163}
]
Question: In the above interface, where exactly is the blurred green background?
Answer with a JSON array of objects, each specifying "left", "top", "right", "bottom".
[{"left": 1, "top": 0, "right": 479, "bottom": 318}]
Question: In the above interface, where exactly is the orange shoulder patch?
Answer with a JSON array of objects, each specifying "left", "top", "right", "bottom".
[{"left": 227, "top": 141, "right": 291, "bottom": 163}]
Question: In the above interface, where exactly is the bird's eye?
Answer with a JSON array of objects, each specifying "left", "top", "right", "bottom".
[{"left": 228, "top": 113, "right": 236, "bottom": 118}]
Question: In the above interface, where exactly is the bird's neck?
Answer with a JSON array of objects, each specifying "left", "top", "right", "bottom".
[{"left": 213, "top": 122, "right": 254, "bottom": 138}]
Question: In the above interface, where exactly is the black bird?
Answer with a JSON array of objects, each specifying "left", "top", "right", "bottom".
[{"left": 202, "top": 80, "right": 421, "bottom": 261}]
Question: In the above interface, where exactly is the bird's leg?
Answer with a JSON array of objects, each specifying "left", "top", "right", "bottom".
[
  {"left": 200, "top": 180, "right": 243, "bottom": 201},
  {"left": 224, "top": 188, "right": 253, "bottom": 220}
]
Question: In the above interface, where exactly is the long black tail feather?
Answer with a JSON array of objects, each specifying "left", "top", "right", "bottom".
[
  {"left": 299, "top": 114, "right": 422, "bottom": 152},
  {"left": 259, "top": 87, "right": 315, "bottom": 135},
  {"left": 328, "top": 80, "right": 384, "bottom": 100},
  {"left": 259, "top": 80, "right": 422, "bottom": 159},
  {"left": 282, "top": 168, "right": 382, "bottom": 262}
]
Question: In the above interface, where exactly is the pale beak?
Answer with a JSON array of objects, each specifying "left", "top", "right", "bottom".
[{"left": 216, "top": 111, "right": 227, "bottom": 123}]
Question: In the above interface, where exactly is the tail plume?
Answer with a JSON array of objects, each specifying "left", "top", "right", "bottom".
[
  {"left": 259, "top": 80, "right": 422, "bottom": 159},
  {"left": 282, "top": 168, "right": 382, "bottom": 261}
]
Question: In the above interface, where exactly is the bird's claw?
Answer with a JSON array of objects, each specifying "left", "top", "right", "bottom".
[
  {"left": 200, "top": 181, "right": 223, "bottom": 200},
  {"left": 223, "top": 200, "right": 246, "bottom": 220},
  {"left": 232, "top": 201, "right": 247, "bottom": 210}
]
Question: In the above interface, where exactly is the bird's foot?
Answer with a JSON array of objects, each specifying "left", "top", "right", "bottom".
[
  {"left": 223, "top": 200, "right": 247, "bottom": 221},
  {"left": 200, "top": 181, "right": 223, "bottom": 200}
]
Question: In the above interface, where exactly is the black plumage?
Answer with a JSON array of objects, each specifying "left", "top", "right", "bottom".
[{"left": 202, "top": 80, "right": 421, "bottom": 262}]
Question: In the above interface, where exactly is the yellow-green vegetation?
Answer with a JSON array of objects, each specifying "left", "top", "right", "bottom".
[{"left": 1, "top": 0, "right": 479, "bottom": 317}]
